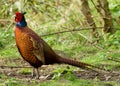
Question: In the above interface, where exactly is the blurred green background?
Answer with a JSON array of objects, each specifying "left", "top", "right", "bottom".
[{"left": 0, "top": 0, "right": 120, "bottom": 86}]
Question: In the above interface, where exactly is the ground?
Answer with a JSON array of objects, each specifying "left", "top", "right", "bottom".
[{"left": 0, "top": 58, "right": 120, "bottom": 85}]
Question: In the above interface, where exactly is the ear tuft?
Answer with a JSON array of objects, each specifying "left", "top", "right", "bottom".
[{"left": 22, "top": 12, "right": 26, "bottom": 15}]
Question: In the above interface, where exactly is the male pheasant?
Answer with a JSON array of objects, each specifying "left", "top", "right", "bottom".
[{"left": 14, "top": 12, "right": 102, "bottom": 79}]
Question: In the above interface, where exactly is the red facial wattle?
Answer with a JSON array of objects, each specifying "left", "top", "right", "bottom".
[{"left": 15, "top": 12, "right": 23, "bottom": 22}]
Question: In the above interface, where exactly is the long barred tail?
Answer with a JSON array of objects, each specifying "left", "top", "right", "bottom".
[{"left": 57, "top": 56, "right": 108, "bottom": 73}]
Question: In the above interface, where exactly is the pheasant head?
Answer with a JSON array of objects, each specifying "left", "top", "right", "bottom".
[{"left": 15, "top": 12, "right": 27, "bottom": 27}]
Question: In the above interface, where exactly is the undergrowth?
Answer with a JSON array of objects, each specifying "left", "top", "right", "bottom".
[{"left": 0, "top": 0, "right": 120, "bottom": 86}]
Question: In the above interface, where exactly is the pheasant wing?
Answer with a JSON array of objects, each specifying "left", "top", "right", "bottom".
[{"left": 30, "top": 36, "right": 45, "bottom": 64}]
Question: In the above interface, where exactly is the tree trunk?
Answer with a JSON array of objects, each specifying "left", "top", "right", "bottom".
[
  {"left": 96, "top": 0, "right": 114, "bottom": 40},
  {"left": 79, "top": 0, "right": 99, "bottom": 42}
]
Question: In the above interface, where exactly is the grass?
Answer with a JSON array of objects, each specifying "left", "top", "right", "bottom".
[
  {"left": 0, "top": 47, "right": 19, "bottom": 58},
  {"left": 0, "top": 74, "right": 120, "bottom": 86},
  {"left": 0, "top": 0, "right": 120, "bottom": 86},
  {"left": 1, "top": 27, "right": 120, "bottom": 85},
  {"left": 40, "top": 79, "right": 120, "bottom": 86},
  {"left": 1, "top": 26, "right": 120, "bottom": 85}
]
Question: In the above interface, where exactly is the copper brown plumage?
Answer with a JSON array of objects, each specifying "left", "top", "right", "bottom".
[{"left": 14, "top": 12, "right": 105, "bottom": 79}]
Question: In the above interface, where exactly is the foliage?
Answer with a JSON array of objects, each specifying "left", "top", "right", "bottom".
[
  {"left": 110, "top": 1, "right": 120, "bottom": 13},
  {"left": 1, "top": 77, "right": 119, "bottom": 86},
  {"left": 1, "top": 77, "right": 39, "bottom": 86},
  {"left": 52, "top": 67, "right": 75, "bottom": 80},
  {"left": 0, "top": 26, "right": 18, "bottom": 58},
  {"left": 104, "top": 31, "right": 120, "bottom": 50},
  {"left": 0, "top": 0, "right": 120, "bottom": 86}
]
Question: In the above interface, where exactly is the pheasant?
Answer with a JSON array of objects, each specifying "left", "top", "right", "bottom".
[{"left": 14, "top": 12, "right": 103, "bottom": 79}]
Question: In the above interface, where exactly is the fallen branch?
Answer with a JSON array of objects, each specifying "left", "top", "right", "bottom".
[
  {"left": 0, "top": 66, "right": 32, "bottom": 69},
  {"left": 0, "top": 65, "right": 48, "bottom": 69}
]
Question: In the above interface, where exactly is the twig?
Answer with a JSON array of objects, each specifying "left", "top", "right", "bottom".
[
  {"left": 91, "top": 0, "right": 98, "bottom": 11},
  {"left": 41, "top": 26, "right": 104, "bottom": 37},
  {"left": 0, "top": 65, "right": 47, "bottom": 69},
  {"left": 0, "top": 66, "right": 32, "bottom": 69},
  {"left": 41, "top": 26, "right": 120, "bottom": 37}
]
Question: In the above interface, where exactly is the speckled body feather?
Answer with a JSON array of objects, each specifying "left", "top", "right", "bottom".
[{"left": 15, "top": 26, "right": 60, "bottom": 68}]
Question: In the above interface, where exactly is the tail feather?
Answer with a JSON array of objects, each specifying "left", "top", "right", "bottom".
[
  {"left": 57, "top": 56, "right": 108, "bottom": 73},
  {"left": 58, "top": 57, "right": 88, "bottom": 68}
]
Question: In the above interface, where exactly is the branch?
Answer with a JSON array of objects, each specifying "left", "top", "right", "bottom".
[
  {"left": 0, "top": 66, "right": 32, "bottom": 69},
  {"left": 41, "top": 26, "right": 120, "bottom": 37},
  {"left": 41, "top": 26, "right": 104, "bottom": 37},
  {"left": 0, "top": 65, "right": 47, "bottom": 69}
]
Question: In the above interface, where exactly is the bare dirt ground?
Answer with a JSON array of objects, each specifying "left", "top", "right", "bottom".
[{"left": 0, "top": 58, "right": 120, "bottom": 82}]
